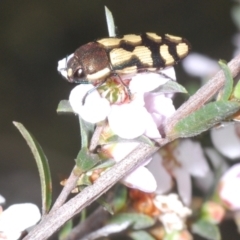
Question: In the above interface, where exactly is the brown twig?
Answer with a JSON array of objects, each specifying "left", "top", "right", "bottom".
[
  {"left": 23, "top": 54, "right": 240, "bottom": 240},
  {"left": 50, "top": 166, "right": 81, "bottom": 212},
  {"left": 65, "top": 206, "right": 110, "bottom": 240}
]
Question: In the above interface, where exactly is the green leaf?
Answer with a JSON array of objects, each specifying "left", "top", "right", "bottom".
[
  {"left": 97, "top": 196, "right": 114, "bottom": 215},
  {"left": 108, "top": 213, "right": 155, "bottom": 230},
  {"left": 151, "top": 80, "right": 188, "bottom": 94},
  {"left": 217, "top": 60, "right": 233, "bottom": 101},
  {"left": 192, "top": 220, "right": 221, "bottom": 240},
  {"left": 13, "top": 122, "right": 52, "bottom": 214},
  {"left": 233, "top": 80, "right": 240, "bottom": 100},
  {"left": 171, "top": 101, "right": 240, "bottom": 138},
  {"left": 76, "top": 147, "right": 100, "bottom": 172},
  {"left": 79, "top": 116, "right": 95, "bottom": 148},
  {"left": 91, "top": 159, "right": 115, "bottom": 171},
  {"left": 58, "top": 219, "right": 73, "bottom": 240},
  {"left": 111, "top": 184, "right": 128, "bottom": 213},
  {"left": 129, "top": 231, "right": 155, "bottom": 240},
  {"left": 56, "top": 100, "right": 74, "bottom": 113}
]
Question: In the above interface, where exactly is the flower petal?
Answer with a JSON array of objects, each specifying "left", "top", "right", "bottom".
[
  {"left": 107, "top": 142, "right": 140, "bottom": 162},
  {"left": 144, "top": 93, "right": 175, "bottom": 126},
  {"left": 147, "top": 152, "right": 172, "bottom": 194},
  {"left": 122, "top": 166, "right": 157, "bottom": 192},
  {"left": 108, "top": 104, "right": 149, "bottom": 139},
  {"left": 182, "top": 53, "right": 219, "bottom": 78},
  {"left": 173, "top": 167, "right": 191, "bottom": 206},
  {"left": 211, "top": 123, "right": 240, "bottom": 159},
  {"left": 144, "top": 113, "right": 161, "bottom": 139},
  {"left": 129, "top": 70, "right": 174, "bottom": 93},
  {"left": 174, "top": 139, "right": 209, "bottom": 177},
  {"left": 69, "top": 85, "right": 111, "bottom": 123},
  {"left": 219, "top": 163, "right": 240, "bottom": 210},
  {"left": 0, "top": 203, "right": 41, "bottom": 238}
]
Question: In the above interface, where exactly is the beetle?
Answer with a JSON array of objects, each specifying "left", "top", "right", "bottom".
[{"left": 60, "top": 33, "right": 191, "bottom": 96}]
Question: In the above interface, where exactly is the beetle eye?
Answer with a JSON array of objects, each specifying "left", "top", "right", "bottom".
[{"left": 76, "top": 69, "right": 84, "bottom": 78}]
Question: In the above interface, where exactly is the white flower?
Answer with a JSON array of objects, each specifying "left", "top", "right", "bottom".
[
  {"left": 68, "top": 71, "right": 175, "bottom": 139},
  {"left": 153, "top": 193, "right": 192, "bottom": 233},
  {"left": 218, "top": 163, "right": 240, "bottom": 210},
  {"left": 69, "top": 84, "right": 111, "bottom": 124},
  {"left": 0, "top": 203, "right": 41, "bottom": 240},
  {"left": 147, "top": 139, "right": 209, "bottom": 205},
  {"left": 194, "top": 148, "right": 228, "bottom": 193},
  {"left": 58, "top": 58, "right": 177, "bottom": 192},
  {"left": 211, "top": 123, "right": 240, "bottom": 159},
  {"left": 103, "top": 142, "right": 157, "bottom": 193},
  {"left": 182, "top": 53, "right": 219, "bottom": 78}
]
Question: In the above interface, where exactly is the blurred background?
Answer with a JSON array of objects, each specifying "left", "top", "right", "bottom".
[{"left": 0, "top": 0, "right": 237, "bottom": 238}]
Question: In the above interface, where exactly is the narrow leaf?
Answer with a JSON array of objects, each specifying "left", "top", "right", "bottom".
[
  {"left": 76, "top": 147, "right": 100, "bottom": 172},
  {"left": 171, "top": 101, "right": 240, "bottom": 138},
  {"left": 91, "top": 159, "right": 115, "bottom": 171},
  {"left": 56, "top": 100, "right": 74, "bottom": 113},
  {"left": 97, "top": 196, "right": 114, "bottom": 215},
  {"left": 111, "top": 184, "right": 128, "bottom": 213},
  {"left": 218, "top": 60, "right": 233, "bottom": 101},
  {"left": 151, "top": 80, "right": 188, "bottom": 94},
  {"left": 129, "top": 231, "right": 155, "bottom": 240},
  {"left": 58, "top": 220, "right": 73, "bottom": 240},
  {"left": 105, "top": 6, "right": 116, "bottom": 37},
  {"left": 108, "top": 213, "right": 155, "bottom": 230},
  {"left": 79, "top": 116, "right": 95, "bottom": 148},
  {"left": 13, "top": 122, "right": 52, "bottom": 214},
  {"left": 83, "top": 222, "right": 131, "bottom": 240},
  {"left": 192, "top": 220, "right": 221, "bottom": 240}
]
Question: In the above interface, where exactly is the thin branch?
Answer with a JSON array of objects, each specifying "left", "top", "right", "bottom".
[
  {"left": 50, "top": 166, "right": 81, "bottom": 212},
  {"left": 23, "top": 53, "right": 240, "bottom": 239},
  {"left": 89, "top": 124, "right": 104, "bottom": 152},
  {"left": 65, "top": 206, "right": 110, "bottom": 240}
]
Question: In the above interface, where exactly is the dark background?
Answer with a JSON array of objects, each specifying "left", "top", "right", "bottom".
[{"left": 0, "top": 0, "right": 237, "bottom": 238}]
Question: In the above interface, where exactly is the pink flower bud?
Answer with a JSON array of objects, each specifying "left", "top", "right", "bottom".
[{"left": 201, "top": 201, "right": 225, "bottom": 224}]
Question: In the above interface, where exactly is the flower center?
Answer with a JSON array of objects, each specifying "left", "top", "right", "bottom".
[{"left": 97, "top": 77, "right": 131, "bottom": 104}]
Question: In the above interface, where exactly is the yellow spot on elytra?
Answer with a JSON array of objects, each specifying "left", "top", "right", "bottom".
[
  {"left": 160, "top": 44, "right": 174, "bottom": 65},
  {"left": 146, "top": 32, "right": 162, "bottom": 43},
  {"left": 133, "top": 46, "right": 153, "bottom": 66},
  {"left": 97, "top": 38, "right": 121, "bottom": 48},
  {"left": 176, "top": 43, "right": 189, "bottom": 58},
  {"left": 165, "top": 34, "right": 182, "bottom": 43},
  {"left": 122, "top": 34, "right": 142, "bottom": 45}
]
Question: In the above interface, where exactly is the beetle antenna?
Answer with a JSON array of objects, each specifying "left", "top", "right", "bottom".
[
  {"left": 109, "top": 63, "right": 132, "bottom": 99},
  {"left": 158, "top": 71, "right": 175, "bottom": 81}
]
